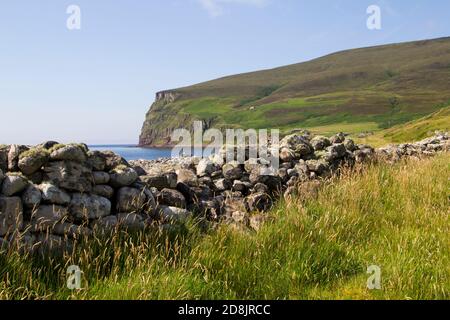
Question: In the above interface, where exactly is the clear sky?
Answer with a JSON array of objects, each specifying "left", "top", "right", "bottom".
[{"left": 1, "top": 0, "right": 449, "bottom": 145}]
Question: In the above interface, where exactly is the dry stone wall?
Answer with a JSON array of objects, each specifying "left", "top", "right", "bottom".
[{"left": 0, "top": 132, "right": 448, "bottom": 253}]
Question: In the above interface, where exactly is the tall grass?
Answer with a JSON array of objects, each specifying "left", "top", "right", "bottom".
[{"left": 1, "top": 154, "right": 449, "bottom": 300}]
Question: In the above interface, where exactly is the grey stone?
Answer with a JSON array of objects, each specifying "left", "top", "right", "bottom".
[
  {"left": 93, "top": 171, "right": 110, "bottom": 185},
  {"left": 1, "top": 174, "right": 28, "bottom": 196},
  {"left": 8, "top": 144, "right": 29, "bottom": 171},
  {"left": 31, "top": 205, "right": 69, "bottom": 224},
  {"left": 21, "top": 184, "right": 42, "bottom": 208},
  {"left": 310, "top": 136, "right": 331, "bottom": 151},
  {"left": 50, "top": 144, "right": 87, "bottom": 163},
  {"left": 222, "top": 161, "right": 243, "bottom": 180},
  {"left": 246, "top": 192, "right": 272, "bottom": 212},
  {"left": 70, "top": 194, "right": 111, "bottom": 220},
  {"left": 43, "top": 161, "right": 93, "bottom": 193},
  {"left": 92, "top": 185, "right": 114, "bottom": 199},
  {"left": 18, "top": 149, "right": 48, "bottom": 175},
  {"left": 109, "top": 166, "right": 138, "bottom": 188},
  {"left": 141, "top": 172, "right": 177, "bottom": 189},
  {"left": 117, "top": 213, "right": 146, "bottom": 231},
  {"left": 156, "top": 206, "right": 191, "bottom": 223},
  {"left": 39, "top": 183, "right": 71, "bottom": 205},
  {"left": 157, "top": 188, "right": 186, "bottom": 208},
  {"left": 91, "top": 215, "right": 118, "bottom": 232},
  {"left": 214, "top": 178, "right": 232, "bottom": 192},
  {"left": 0, "top": 197, "right": 23, "bottom": 237},
  {"left": 196, "top": 159, "right": 217, "bottom": 177},
  {"left": 116, "top": 187, "right": 146, "bottom": 213},
  {"left": 176, "top": 169, "right": 198, "bottom": 186}
]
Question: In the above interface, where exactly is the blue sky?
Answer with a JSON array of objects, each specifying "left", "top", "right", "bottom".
[{"left": 1, "top": 0, "right": 449, "bottom": 144}]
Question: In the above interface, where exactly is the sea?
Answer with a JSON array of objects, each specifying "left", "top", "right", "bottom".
[{"left": 88, "top": 145, "right": 173, "bottom": 161}]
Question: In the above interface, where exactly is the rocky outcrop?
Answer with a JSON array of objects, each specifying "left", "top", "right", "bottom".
[{"left": 0, "top": 132, "right": 448, "bottom": 254}]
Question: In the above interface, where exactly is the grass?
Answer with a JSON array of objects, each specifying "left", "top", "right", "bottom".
[
  {"left": 355, "top": 105, "right": 450, "bottom": 147},
  {"left": 1, "top": 153, "right": 448, "bottom": 300}
]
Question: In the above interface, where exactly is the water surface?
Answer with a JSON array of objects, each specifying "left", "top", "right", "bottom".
[{"left": 89, "top": 145, "right": 172, "bottom": 161}]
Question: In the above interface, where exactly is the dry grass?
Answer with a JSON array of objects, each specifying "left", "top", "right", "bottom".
[{"left": 0, "top": 153, "right": 448, "bottom": 300}]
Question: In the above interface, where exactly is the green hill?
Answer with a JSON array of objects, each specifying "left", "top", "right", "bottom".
[
  {"left": 139, "top": 37, "right": 450, "bottom": 146},
  {"left": 353, "top": 105, "right": 450, "bottom": 147}
]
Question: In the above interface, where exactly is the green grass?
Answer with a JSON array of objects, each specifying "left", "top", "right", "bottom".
[
  {"left": 1, "top": 153, "right": 449, "bottom": 300},
  {"left": 355, "top": 105, "right": 450, "bottom": 147},
  {"left": 140, "top": 37, "right": 450, "bottom": 146}
]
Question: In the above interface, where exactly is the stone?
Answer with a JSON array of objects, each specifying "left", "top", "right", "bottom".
[
  {"left": 176, "top": 182, "right": 197, "bottom": 205},
  {"left": 176, "top": 169, "right": 198, "bottom": 186},
  {"left": 101, "top": 151, "right": 129, "bottom": 171},
  {"left": 0, "top": 197, "right": 23, "bottom": 237},
  {"left": 92, "top": 185, "right": 114, "bottom": 199},
  {"left": 196, "top": 158, "right": 217, "bottom": 177},
  {"left": 0, "top": 146, "right": 9, "bottom": 172},
  {"left": 31, "top": 205, "right": 69, "bottom": 224},
  {"left": 325, "top": 144, "right": 347, "bottom": 161},
  {"left": 141, "top": 172, "right": 177, "bottom": 189},
  {"left": 310, "top": 136, "right": 331, "bottom": 151},
  {"left": 8, "top": 144, "right": 29, "bottom": 171},
  {"left": 43, "top": 161, "right": 93, "bottom": 193},
  {"left": 70, "top": 194, "right": 111, "bottom": 220},
  {"left": 87, "top": 151, "right": 106, "bottom": 171},
  {"left": 91, "top": 215, "right": 118, "bottom": 232},
  {"left": 344, "top": 139, "right": 358, "bottom": 152},
  {"left": 0, "top": 169, "right": 4, "bottom": 186},
  {"left": 252, "top": 183, "right": 269, "bottom": 194},
  {"left": 330, "top": 132, "right": 346, "bottom": 144},
  {"left": 18, "top": 148, "right": 49, "bottom": 175},
  {"left": 246, "top": 192, "right": 272, "bottom": 212},
  {"left": 156, "top": 206, "right": 191, "bottom": 223},
  {"left": 306, "top": 160, "right": 329, "bottom": 175},
  {"left": 232, "top": 180, "right": 247, "bottom": 193},
  {"left": 26, "top": 171, "right": 43, "bottom": 184},
  {"left": 93, "top": 171, "right": 110, "bottom": 185},
  {"left": 109, "top": 166, "right": 138, "bottom": 188},
  {"left": 157, "top": 188, "right": 186, "bottom": 208},
  {"left": 39, "top": 183, "right": 71, "bottom": 205},
  {"left": 1, "top": 174, "right": 28, "bottom": 196},
  {"left": 214, "top": 178, "right": 232, "bottom": 192},
  {"left": 249, "top": 173, "right": 282, "bottom": 193},
  {"left": 222, "top": 162, "right": 243, "bottom": 181},
  {"left": 132, "top": 165, "right": 147, "bottom": 176},
  {"left": 21, "top": 185, "right": 42, "bottom": 208},
  {"left": 280, "top": 134, "right": 314, "bottom": 158},
  {"left": 50, "top": 144, "right": 87, "bottom": 163},
  {"left": 117, "top": 213, "right": 146, "bottom": 231},
  {"left": 31, "top": 221, "right": 91, "bottom": 238},
  {"left": 38, "top": 141, "right": 59, "bottom": 150},
  {"left": 223, "top": 196, "right": 248, "bottom": 216},
  {"left": 279, "top": 147, "right": 295, "bottom": 162},
  {"left": 116, "top": 187, "right": 146, "bottom": 213}
]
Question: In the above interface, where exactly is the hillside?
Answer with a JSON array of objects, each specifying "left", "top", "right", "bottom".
[{"left": 139, "top": 37, "right": 450, "bottom": 146}]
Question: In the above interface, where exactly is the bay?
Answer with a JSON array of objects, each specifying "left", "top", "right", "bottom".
[{"left": 89, "top": 145, "right": 173, "bottom": 161}]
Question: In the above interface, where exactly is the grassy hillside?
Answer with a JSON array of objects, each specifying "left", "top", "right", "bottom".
[
  {"left": 140, "top": 37, "right": 450, "bottom": 146},
  {"left": 2, "top": 154, "right": 449, "bottom": 300},
  {"left": 354, "top": 105, "right": 450, "bottom": 147}
]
